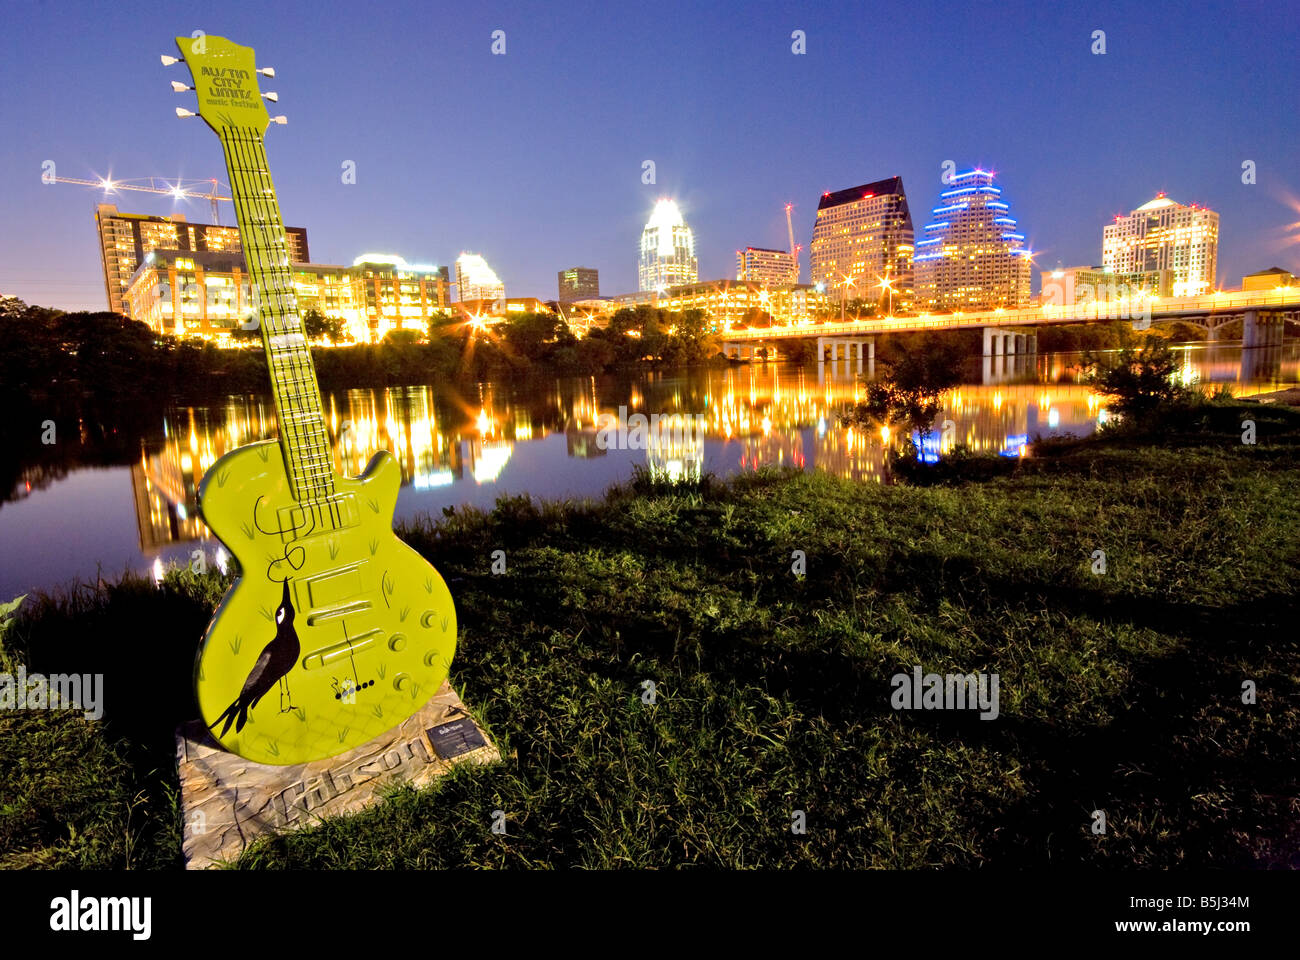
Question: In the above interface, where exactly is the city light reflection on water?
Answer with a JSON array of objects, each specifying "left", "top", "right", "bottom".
[{"left": 0, "top": 341, "right": 1296, "bottom": 596}]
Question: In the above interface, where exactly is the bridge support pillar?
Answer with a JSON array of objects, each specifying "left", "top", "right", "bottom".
[
  {"left": 982, "top": 326, "right": 1037, "bottom": 384},
  {"left": 1242, "top": 310, "right": 1284, "bottom": 350},
  {"left": 817, "top": 336, "right": 874, "bottom": 363}
]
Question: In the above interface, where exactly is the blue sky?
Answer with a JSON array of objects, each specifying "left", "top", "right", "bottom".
[{"left": 2, "top": 0, "right": 1296, "bottom": 310}]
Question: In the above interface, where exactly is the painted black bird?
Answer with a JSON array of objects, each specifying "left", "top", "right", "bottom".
[{"left": 210, "top": 579, "right": 301, "bottom": 736}]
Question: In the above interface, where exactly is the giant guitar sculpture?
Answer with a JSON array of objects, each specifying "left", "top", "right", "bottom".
[{"left": 168, "top": 35, "right": 457, "bottom": 765}]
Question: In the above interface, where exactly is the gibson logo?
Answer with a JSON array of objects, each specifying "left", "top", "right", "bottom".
[{"left": 266, "top": 730, "right": 438, "bottom": 827}]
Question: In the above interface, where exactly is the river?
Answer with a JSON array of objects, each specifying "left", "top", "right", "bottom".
[{"left": 0, "top": 341, "right": 1295, "bottom": 598}]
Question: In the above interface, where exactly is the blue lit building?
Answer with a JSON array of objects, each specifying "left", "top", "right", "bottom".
[{"left": 914, "top": 169, "right": 1033, "bottom": 311}]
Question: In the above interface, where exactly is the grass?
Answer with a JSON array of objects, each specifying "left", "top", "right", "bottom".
[{"left": 2, "top": 399, "right": 1298, "bottom": 869}]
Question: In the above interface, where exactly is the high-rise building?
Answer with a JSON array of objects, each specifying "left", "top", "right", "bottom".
[
  {"left": 1103, "top": 194, "right": 1219, "bottom": 297},
  {"left": 913, "top": 169, "right": 1032, "bottom": 311},
  {"left": 558, "top": 266, "right": 600, "bottom": 302},
  {"left": 736, "top": 247, "right": 798, "bottom": 285},
  {"left": 809, "top": 176, "right": 914, "bottom": 309},
  {"left": 124, "top": 250, "right": 449, "bottom": 342},
  {"left": 95, "top": 204, "right": 308, "bottom": 317},
  {"left": 638, "top": 199, "right": 698, "bottom": 292},
  {"left": 455, "top": 252, "right": 505, "bottom": 303}
]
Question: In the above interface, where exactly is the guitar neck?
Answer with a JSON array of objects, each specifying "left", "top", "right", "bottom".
[{"left": 218, "top": 126, "right": 334, "bottom": 502}]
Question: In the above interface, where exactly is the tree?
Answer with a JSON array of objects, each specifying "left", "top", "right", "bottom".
[
  {"left": 382, "top": 328, "right": 423, "bottom": 348},
  {"left": 841, "top": 333, "right": 966, "bottom": 441},
  {"left": 303, "top": 307, "right": 346, "bottom": 344},
  {"left": 501, "top": 311, "right": 569, "bottom": 361},
  {"left": 1085, "top": 337, "right": 1192, "bottom": 421}
]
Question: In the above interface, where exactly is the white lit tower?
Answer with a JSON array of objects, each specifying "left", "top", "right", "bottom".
[{"left": 638, "top": 198, "right": 698, "bottom": 292}]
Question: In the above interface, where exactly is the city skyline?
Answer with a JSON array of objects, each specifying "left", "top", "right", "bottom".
[{"left": 2, "top": 0, "right": 1297, "bottom": 312}]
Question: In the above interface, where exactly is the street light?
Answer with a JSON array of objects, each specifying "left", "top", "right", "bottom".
[
  {"left": 838, "top": 273, "right": 857, "bottom": 322},
  {"left": 876, "top": 267, "right": 895, "bottom": 318}
]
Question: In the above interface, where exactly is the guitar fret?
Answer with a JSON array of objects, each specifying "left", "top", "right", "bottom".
[{"left": 221, "top": 126, "right": 336, "bottom": 500}]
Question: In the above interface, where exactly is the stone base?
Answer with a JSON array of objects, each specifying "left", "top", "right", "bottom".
[{"left": 176, "top": 680, "right": 499, "bottom": 869}]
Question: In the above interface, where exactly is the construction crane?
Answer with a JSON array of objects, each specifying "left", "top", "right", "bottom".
[
  {"left": 50, "top": 176, "right": 231, "bottom": 224},
  {"left": 784, "top": 202, "right": 800, "bottom": 284}
]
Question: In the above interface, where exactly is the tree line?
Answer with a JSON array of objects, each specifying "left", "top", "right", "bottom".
[{"left": 0, "top": 298, "right": 726, "bottom": 413}]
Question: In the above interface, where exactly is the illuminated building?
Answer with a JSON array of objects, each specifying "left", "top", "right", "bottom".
[
  {"left": 914, "top": 169, "right": 1032, "bottom": 311},
  {"left": 349, "top": 255, "right": 451, "bottom": 337},
  {"left": 638, "top": 199, "right": 698, "bottom": 292},
  {"left": 1103, "top": 194, "right": 1219, "bottom": 297},
  {"left": 125, "top": 250, "right": 450, "bottom": 341},
  {"left": 809, "top": 176, "right": 914, "bottom": 309},
  {"left": 95, "top": 204, "right": 308, "bottom": 317},
  {"left": 736, "top": 247, "right": 798, "bottom": 284},
  {"left": 613, "top": 280, "right": 827, "bottom": 326},
  {"left": 1242, "top": 266, "right": 1297, "bottom": 290},
  {"left": 558, "top": 266, "right": 600, "bottom": 302},
  {"left": 456, "top": 253, "right": 505, "bottom": 304},
  {"left": 458, "top": 297, "right": 553, "bottom": 316},
  {"left": 1039, "top": 265, "right": 1172, "bottom": 305}
]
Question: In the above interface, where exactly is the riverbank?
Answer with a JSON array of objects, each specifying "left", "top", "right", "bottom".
[{"left": 2, "top": 399, "right": 1298, "bottom": 868}]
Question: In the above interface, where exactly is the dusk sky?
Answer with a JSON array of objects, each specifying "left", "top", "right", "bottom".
[{"left": 2, "top": 0, "right": 1297, "bottom": 311}]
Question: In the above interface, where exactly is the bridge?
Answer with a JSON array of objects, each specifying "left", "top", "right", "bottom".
[{"left": 719, "top": 287, "right": 1300, "bottom": 363}]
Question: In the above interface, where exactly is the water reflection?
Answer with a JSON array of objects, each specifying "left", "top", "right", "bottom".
[{"left": 2, "top": 341, "right": 1298, "bottom": 596}]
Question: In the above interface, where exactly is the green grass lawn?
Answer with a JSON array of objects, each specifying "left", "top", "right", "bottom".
[{"left": 3, "top": 400, "right": 1298, "bottom": 869}]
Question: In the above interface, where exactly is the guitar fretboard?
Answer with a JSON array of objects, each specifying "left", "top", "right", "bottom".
[{"left": 218, "top": 126, "right": 334, "bottom": 503}]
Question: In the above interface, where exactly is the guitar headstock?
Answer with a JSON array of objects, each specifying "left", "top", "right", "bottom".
[{"left": 166, "top": 34, "right": 280, "bottom": 135}]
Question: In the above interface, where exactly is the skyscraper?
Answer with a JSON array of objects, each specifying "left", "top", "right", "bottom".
[
  {"left": 913, "top": 169, "right": 1032, "bottom": 311},
  {"left": 736, "top": 247, "right": 798, "bottom": 285},
  {"left": 809, "top": 176, "right": 914, "bottom": 309},
  {"left": 638, "top": 199, "right": 697, "bottom": 292},
  {"left": 1103, "top": 194, "right": 1219, "bottom": 297},
  {"left": 456, "top": 252, "right": 505, "bottom": 303},
  {"left": 558, "top": 266, "right": 600, "bottom": 302},
  {"left": 95, "top": 203, "right": 309, "bottom": 317}
]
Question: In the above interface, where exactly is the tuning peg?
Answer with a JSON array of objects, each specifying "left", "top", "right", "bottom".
[
  {"left": 262, "top": 92, "right": 279, "bottom": 102},
  {"left": 270, "top": 115, "right": 288, "bottom": 125},
  {"left": 161, "top": 54, "right": 180, "bottom": 66},
  {"left": 176, "top": 107, "right": 197, "bottom": 118},
  {"left": 171, "top": 81, "right": 192, "bottom": 93},
  {"left": 257, "top": 66, "right": 276, "bottom": 77}
]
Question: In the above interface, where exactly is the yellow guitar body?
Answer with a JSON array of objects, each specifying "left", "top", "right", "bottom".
[{"left": 195, "top": 442, "right": 457, "bottom": 765}]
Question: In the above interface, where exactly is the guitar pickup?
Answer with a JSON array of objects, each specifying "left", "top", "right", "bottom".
[
  {"left": 301, "top": 629, "right": 382, "bottom": 670},
  {"left": 293, "top": 560, "right": 366, "bottom": 616}
]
